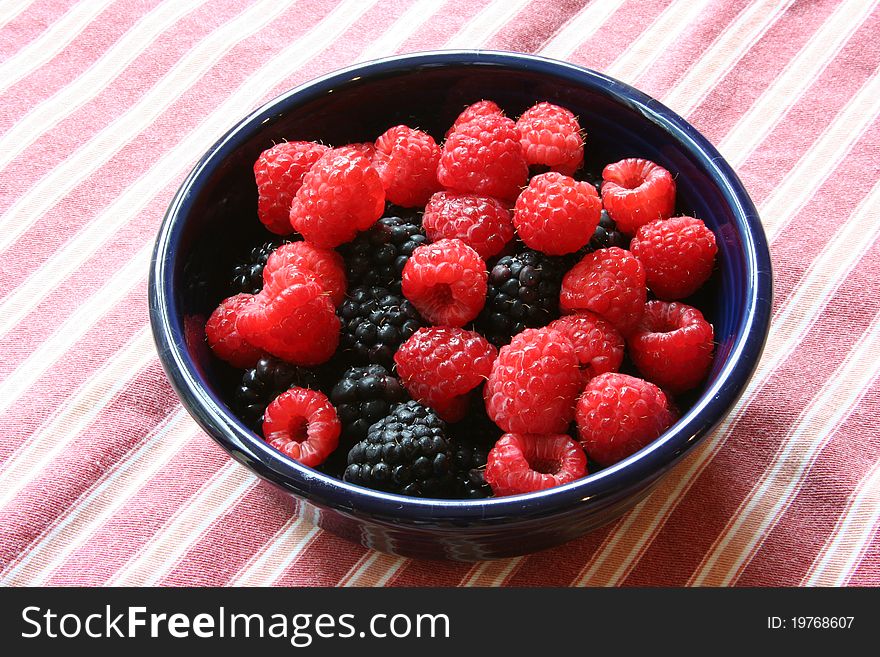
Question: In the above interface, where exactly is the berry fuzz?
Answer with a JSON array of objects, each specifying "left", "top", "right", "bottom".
[
  {"left": 485, "top": 433, "right": 587, "bottom": 496},
  {"left": 515, "top": 101, "right": 584, "bottom": 175},
  {"left": 254, "top": 141, "right": 328, "bottom": 234},
  {"left": 422, "top": 191, "right": 514, "bottom": 259},
  {"left": 373, "top": 125, "right": 441, "bottom": 207},
  {"left": 601, "top": 158, "right": 676, "bottom": 235},
  {"left": 263, "top": 387, "right": 341, "bottom": 467}
]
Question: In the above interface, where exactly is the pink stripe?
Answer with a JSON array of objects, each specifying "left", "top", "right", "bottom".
[
  {"left": 0, "top": 0, "right": 82, "bottom": 62},
  {"left": 621, "top": 238, "right": 880, "bottom": 586},
  {"left": 736, "top": 376, "right": 880, "bottom": 585},
  {"left": 42, "top": 433, "right": 231, "bottom": 586},
  {"left": 484, "top": 0, "right": 584, "bottom": 52},
  {"left": 0, "top": 0, "right": 164, "bottom": 136},
  {"left": 0, "top": 359, "right": 173, "bottom": 569},
  {"left": 274, "top": 530, "right": 368, "bottom": 586},
  {"left": 686, "top": 0, "right": 840, "bottom": 144},
  {"left": 156, "top": 482, "right": 299, "bottom": 586}
]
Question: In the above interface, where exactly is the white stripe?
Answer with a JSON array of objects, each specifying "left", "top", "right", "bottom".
[
  {"left": 0, "top": 0, "right": 116, "bottom": 94},
  {"left": 356, "top": 0, "right": 448, "bottom": 63},
  {"left": 230, "top": 516, "right": 320, "bottom": 586},
  {"left": 443, "top": 0, "right": 531, "bottom": 49},
  {"left": 339, "top": 552, "right": 404, "bottom": 587},
  {"left": 689, "top": 309, "right": 880, "bottom": 586},
  {"left": 572, "top": 178, "right": 880, "bottom": 586},
  {"left": 719, "top": 0, "right": 875, "bottom": 169},
  {"left": 0, "top": 326, "right": 155, "bottom": 510},
  {"left": 1, "top": 410, "right": 199, "bottom": 585},
  {"left": 662, "top": 0, "right": 795, "bottom": 116},
  {"left": 461, "top": 558, "right": 521, "bottom": 587},
  {"left": 0, "top": 0, "right": 206, "bottom": 173},
  {"left": 606, "top": 0, "right": 713, "bottom": 82},
  {"left": 0, "top": 0, "right": 373, "bottom": 340},
  {"left": 803, "top": 460, "right": 880, "bottom": 586},
  {"left": 0, "top": 0, "right": 39, "bottom": 30},
  {"left": 538, "top": 0, "right": 626, "bottom": 60}
]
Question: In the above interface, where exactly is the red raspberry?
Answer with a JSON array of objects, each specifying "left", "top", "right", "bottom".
[
  {"left": 394, "top": 327, "right": 497, "bottom": 422},
  {"left": 254, "top": 141, "right": 328, "bottom": 235},
  {"left": 485, "top": 433, "right": 587, "bottom": 496},
  {"left": 264, "top": 241, "right": 347, "bottom": 306},
  {"left": 437, "top": 112, "right": 528, "bottom": 202},
  {"left": 237, "top": 265, "right": 340, "bottom": 366},
  {"left": 601, "top": 158, "right": 676, "bottom": 235},
  {"left": 263, "top": 387, "right": 340, "bottom": 467},
  {"left": 515, "top": 102, "right": 584, "bottom": 175},
  {"left": 512, "top": 172, "right": 601, "bottom": 255},
  {"left": 560, "top": 247, "right": 646, "bottom": 335},
  {"left": 422, "top": 191, "right": 514, "bottom": 259},
  {"left": 373, "top": 125, "right": 441, "bottom": 207},
  {"left": 205, "top": 293, "right": 265, "bottom": 368},
  {"left": 576, "top": 372, "right": 677, "bottom": 466},
  {"left": 344, "top": 142, "right": 377, "bottom": 158},
  {"left": 289, "top": 146, "right": 385, "bottom": 248},
  {"left": 484, "top": 328, "right": 582, "bottom": 434},
  {"left": 630, "top": 216, "right": 717, "bottom": 300},
  {"left": 445, "top": 100, "right": 504, "bottom": 138},
  {"left": 547, "top": 312, "right": 624, "bottom": 381},
  {"left": 628, "top": 300, "right": 714, "bottom": 393},
  {"left": 401, "top": 238, "right": 487, "bottom": 327}
]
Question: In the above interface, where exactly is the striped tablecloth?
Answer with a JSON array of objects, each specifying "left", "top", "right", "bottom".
[{"left": 1, "top": 0, "right": 878, "bottom": 588}]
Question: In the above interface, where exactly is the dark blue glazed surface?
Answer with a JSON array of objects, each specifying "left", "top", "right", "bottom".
[{"left": 148, "top": 51, "right": 772, "bottom": 560}]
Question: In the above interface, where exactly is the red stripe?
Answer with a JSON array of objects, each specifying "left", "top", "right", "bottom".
[
  {"left": 274, "top": 531, "right": 368, "bottom": 586},
  {"left": 389, "top": 558, "right": 473, "bottom": 587},
  {"left": 846, "top": 526, "right": 880, "bottom": 586}
]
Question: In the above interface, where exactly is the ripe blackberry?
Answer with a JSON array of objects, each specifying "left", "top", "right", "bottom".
[
  {"left": 230, "top": 239, "right": 289, "bottom": 295},
  {"left": 337, "top": 285, "right": 423, "bottom": 367},
  {"left": 329, "top": 365, "right": 409, "bottom": 441},
  {"left": 234, "top": 356, "right": 319, "bottom": 430},
  {"left": 449, "top": 403, "right": 499, "bottom": 499},
  {"left": 588, "top": 210, "right": 628, "bottom": 251},
  {"left": 477, "top": 247, "right": 566, "bottom": 346},
  {"left": 344, "top": 401, "right": 455, "bottom": 498},
  {"left": 341, "top": 214, "right": 427, "bottom": 291}
]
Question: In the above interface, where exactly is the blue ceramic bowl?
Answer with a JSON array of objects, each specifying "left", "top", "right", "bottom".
[{"left": 149, "top": 51, "right": 772, "bottom": 561}]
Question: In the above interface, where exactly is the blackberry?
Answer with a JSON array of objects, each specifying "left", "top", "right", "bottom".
[
  {"left": 341, "top": 214, "right": 427, "bottom": 291},
  {"left": 477, "top": 247, "right": 566, "bottom": 346},
  {"left": 329, "top": 365, "right": 409, "bottom": 441},
  {"left": 343, "top": 401, "right": 455, "bottom": 497},
  {"left": 337, "top": 285, "right": 423, "bottom": 367},
  {"left": 234, "top": 356, "right": 318, "bottom": 430},
  {"left": 229, "top": 239, "right": 288, "bottom": 295},
  {"left": 588, "top": 209, "right": 628, "bottom": 251},
  {"left": 448, "top": 397, "right": 501, "bottom": 499}
]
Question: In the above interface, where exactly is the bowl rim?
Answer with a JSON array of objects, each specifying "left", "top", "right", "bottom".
[{"left": 149, "top": 49, "right": 772, "bottom": 522}]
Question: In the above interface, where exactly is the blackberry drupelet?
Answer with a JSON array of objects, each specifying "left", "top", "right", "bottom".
[
  {"left": 448, "top": 397, "right": 501, "bottom": 498},
  {"left": 343, "top": 401, "right": 455, "bottom": 497},
  {"left": 588, "top": 209, "right": 628, "bottom": 251},
  {"left": 341, "top": 214, "right": 427, "bottom": 291},
  {"left": 329, "top": 365, "right": 409, "bottom": 441},
  {"left": 235, "top": 356, "right": 318, "bottom": 430},
  {"left": 229, "top": 239, "right": 289, "bottom": 295},
  {"left": 477, "top": 247, "right": 566, "bottom": 346},
  {"left": 337, "top": 285, "right": 423, "bottom": 367}
]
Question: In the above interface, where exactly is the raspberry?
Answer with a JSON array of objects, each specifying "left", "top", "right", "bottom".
[
  {"left": 337, "top": 285, "right": 423, "bottom": 367},
  {"left": 254, "top": 141, "right": 328, "bottom": 234},
  {"left": 341, "top": 214, "right": 427, "bottom": 292},
  {"left": 373, "top": 125, "right": 441, "bottom": 207},
  {"left": 547, "top": 312, "right": 624, "bottom": 381},
  {"left": 445, "top": 100, "right": 504, "bottom": 138},
  {"left": 630, "top": 216, "right": 718, "bottom": 300},
  {"left": 263, "top": 387, "right": 340, "bottom": 467},
  {"left": 512, "top": 172, "right": 601, "bottom": 255},
  {"left": 560, "top": 247, "right": 646, "bottom": 335},
  {"left": 329, "top": 364, "right": 409, "bottom": 440},
  {"left": 601, "top": 158, "right": 676, "bottom": 235},
  {"left": 205, "top": 293, "right": 265, "bottom": 368},
  {"left": 229, "top": 238, "right": 290, "bottom": 295},
  {"left": 343, "top": 400, "right": 455, "bottom": 497},
  {"left": 515, "top": 101, "right": 584, "bottom": 175},
  {"left": 344, "top": 142, "right": 377, "bottom": 158},
  {"left": 236, "top": 265, "right": 340, "bottom": 366},
  {"left": 401, "top": 238, "right": 487, "bottom": 327},
  {"left": 394, "top": 327, "right": 497, "bottom": 422},
  {"left": 437, "top": 112, "right": 528, "bottom": 202},
  {"left": 235, "top": 356, "right": 319, "bottom": 430},
  {"left": 576, "top": 372, "right": 677, "bottom": 466},
  {"left": 484, "top": 328, "right": 582, "bottom": 434},
  {"left": 289, "top": 146, "right": 385, "bottom": 247},
  {"left": 628, "top": 300, "right": 714, "bottom": 393},
  {"left": 422, "top": 191, "right": 514, "bottom": 259},
  {"left": 477, "top": 247, "right": 565, "bottom": 346},
  {"left": 485, "top": 433, "right": 587, "bottom": 496},
  {"left": 264, "top": 241, "right": 347, "bottom": 306}
]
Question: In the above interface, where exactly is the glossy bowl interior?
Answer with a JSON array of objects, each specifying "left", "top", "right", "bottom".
[{"left": 149, "top": 51, "right": 772, "bottom": 560}]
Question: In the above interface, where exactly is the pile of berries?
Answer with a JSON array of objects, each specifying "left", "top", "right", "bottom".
[{"left": 203, "top": 99, "right": 718, "bottom": 499}]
